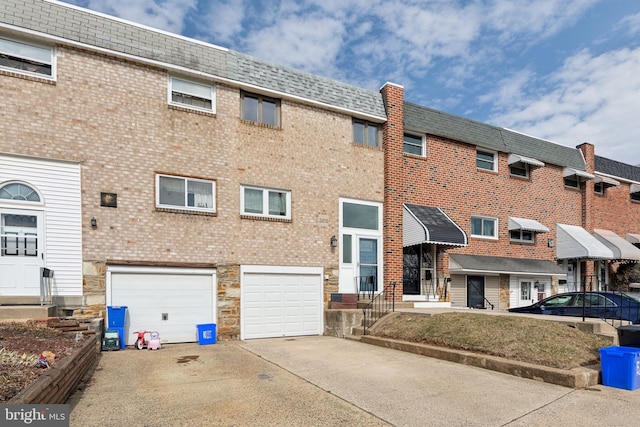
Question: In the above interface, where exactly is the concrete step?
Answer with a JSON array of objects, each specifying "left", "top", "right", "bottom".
[{"left": 0, "top": 305, "right": 57, "bottom": 320}]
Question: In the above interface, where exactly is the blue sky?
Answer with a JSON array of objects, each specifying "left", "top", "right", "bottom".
[{"left": 58, "top": 0, "right": 640, "bottom": 166}]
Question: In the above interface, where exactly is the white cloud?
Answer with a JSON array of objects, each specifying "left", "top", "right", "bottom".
[
  {"left": 196, "top": 1, "right": 246, "bottom": 44},
  {"left": 490, "top": 47, "right": 640, "bottom": 164},
  {"left": 77, "top": 0, "right": 197, "bottom": 34},
  {"left": 617, "top": 12, "right": 640, "bottom": 36}
]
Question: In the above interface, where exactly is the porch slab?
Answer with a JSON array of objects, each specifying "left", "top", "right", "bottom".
[{"left": 0, "top": 305, "right": 57, "bottom": 320}]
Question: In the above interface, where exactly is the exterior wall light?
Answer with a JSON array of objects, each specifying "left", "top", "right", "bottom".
[
  {"left": 330, "top": 235, "right": 337, "bottom": 248},
  {"left": 90, "top": 217, "right": 98, "bottom": 229}
]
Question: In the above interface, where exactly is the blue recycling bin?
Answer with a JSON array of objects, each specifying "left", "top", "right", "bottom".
[
  {"left": 107, "top": 306, "right": 127, "bottom": 328},
  {"left": 600, "top": 346, "right": 640, "bottom": 390}
]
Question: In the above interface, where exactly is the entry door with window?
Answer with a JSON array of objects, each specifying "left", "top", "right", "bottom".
[
  {"left": 0, "top": 210, "right": 44, "bottom": 294},
  {"left": 358, "top": 237, "right": 378, "bottom": 293},
  {"left": 467, "top": 276, "right": 485, "bottom": 309},
  {"left": 520, "top": 280, "right": 533, "bottom": 305}
]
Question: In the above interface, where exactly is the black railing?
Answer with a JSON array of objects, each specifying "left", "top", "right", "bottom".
[
  {"left": 469, "top": 281, "right": 494, "bottom": 310},
  {"left": 355, "top": 275, "right": 376, "bottom": 300},
  {"left": 362, "top": 282, "right": 396, "bottom": 335},
  {"left": 576, "top": 276, "right": 640, "bottom": 327}
]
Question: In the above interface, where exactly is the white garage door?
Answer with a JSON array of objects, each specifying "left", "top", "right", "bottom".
[
  {"left": 108, "top": 267, "right": 216, "bottom": 345},
  {"left": 241, "top": 266, "right": 323, "bottom": 340}
]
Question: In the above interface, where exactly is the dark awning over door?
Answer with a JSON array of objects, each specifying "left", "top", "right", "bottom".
[{"left": 403, "top": 204, "right": 467, "bottom": 247}]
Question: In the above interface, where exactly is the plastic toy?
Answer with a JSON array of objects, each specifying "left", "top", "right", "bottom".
[
  {"left": 132, "top": 330, "right": 151, "bottom": 350},
  {"left": 147, "top": 331, "right": 161, "bottom": 350}
]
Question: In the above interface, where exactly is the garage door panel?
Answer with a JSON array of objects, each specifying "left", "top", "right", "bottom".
[
  {"left": 110, "top": 270, "right": 215, "bottom": 344},
  {"left": 242, "top": 270, "right": 322, "bottom": 339}
]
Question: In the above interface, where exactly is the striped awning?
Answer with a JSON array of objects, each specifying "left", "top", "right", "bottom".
[
  {"left": 594, "top": 175, "right": 620, "bottom": 187},
  {"left": 508, "top": 217, "right": 549, "bottom": 233},
  {"left": 563, "top": 168, "right": 595, "bottom": 180},
  {"left": 594, "top": 229, "right": 640, "bottom": 260},
  {"left": 507, "top": 154, "right": 545, "bottom": 168},
  {"left": 403, "top": 204, "right": 467, "bottom": 247},
  {"left": 556, "top": 224, "right": 613, "bottom": 260}
]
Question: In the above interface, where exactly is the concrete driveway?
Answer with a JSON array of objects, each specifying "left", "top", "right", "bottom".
[{"left": 69, "top": 336, "right": 640, "bottom": 426}]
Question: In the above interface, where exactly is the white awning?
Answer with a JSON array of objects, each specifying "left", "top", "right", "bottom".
[
  {"left": 507, "top": 154, "right": 545, "bottom": 168},
  {"left": 508, "top": 217, "right": 549, "bottom": 233},
  {"left": 627, "top": 233, "right": 640, "bottom": 245},
  {"left": 594, "top": 175, "right": 620, "bottom": 187},
  {"left": 563, "top": 168, "right": 595, "bottom": 180},
  {"left": 593, "top": 229, "right": 640, "bottom": 261},
  {"left": 631, "top": 184, "right": 640, "bottom": 194},
  {"left": 556, "top": 224, "right": 614, "bottom": 260}
]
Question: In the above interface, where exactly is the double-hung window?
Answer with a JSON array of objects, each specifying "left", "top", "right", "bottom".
[
  {"left": 476, "top": 149, "right": 496, "bottom": 171},
  {"left": 509, "top": 162, "right": 529, "bottom": 178},
  {"left": 471, "top": 216, "right": 497, "bottom": 239},
  {"left": 353, "top": 120, "right": 380, "bottom": 147},
  {"left": 242, "top": 92, "right": 280, "bottom": 126},
  {"left": 241, "top": 186, "right": 291, "bottom": 220},
  {"left": 156, "top": 174, "right": 216, "bottom": 213},
  {"left": 0, "top": 37, "right": 54, "bottom": 79},
  {"left": 169, "top": 77, "right": 215, "bottom": 112},
  {"left": 403, "top": 133, "right": 425, "bottom": 156}
]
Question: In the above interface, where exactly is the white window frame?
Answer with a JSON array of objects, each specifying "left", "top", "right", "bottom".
[
  {"left": 509, "top": 162, "right": 529, "bottom": 178},
  {"left": 0, "top": 37, "right": 55, "bottom": 79},
  {"left": 156, "top": 174, "right": 216, "bottom": 213},
  {"left": 240, "top": 185, "right": 291, "bottom": 220},
  {"left": 168, "top": 76, "right": 215, "bottom": 113},
  {"left": 470, "top": 216, "right": 498, "bottom": 239},
  {"left": 476, "top": 149, "right": 497, "bottom": 172},
  {"left": 564, "top": 175, "right": 580, "bottom": 189},
  {"left": 509, "top": 229, "right": 534, "bottom": 243},
  {"left": 403, "top": 132, "right": 426, "bottom": 156}
]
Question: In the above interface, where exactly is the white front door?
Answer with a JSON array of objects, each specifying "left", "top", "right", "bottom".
[
  {"left": 519, "top": 280, "right": 533, "bottom": 306},
  {"left": 0, "top": 209, "right": 44, "bottom": 295}
]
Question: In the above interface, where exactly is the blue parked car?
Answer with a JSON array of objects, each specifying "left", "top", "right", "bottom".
[{"left": 508, "top": 292, "right": 640, "bottom": 323}]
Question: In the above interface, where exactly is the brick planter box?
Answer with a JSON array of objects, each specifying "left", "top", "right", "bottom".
[{"left": 9, "top": 337, "right": 99, "bottom": 404}]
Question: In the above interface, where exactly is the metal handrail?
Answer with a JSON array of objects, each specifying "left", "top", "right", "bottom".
[
  {"left": 362, "top": 282, "right": 396, "bottom": 335},
  {"left": 469, "top": 281, "right": 494, "bottom": 310},
  {"left": 355, "top": 275, "right": 376, "bottom": 300}
]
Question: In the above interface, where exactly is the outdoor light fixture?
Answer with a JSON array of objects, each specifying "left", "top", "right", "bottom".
[
  {"left": 330, "top": 235, "right": 337, "bottom": 248},
  {"left": 548, "top": 239, "right": 554, "bottom": 248},
  {"left": 90, "top": 217, "right": 97, "bottom": 229}
]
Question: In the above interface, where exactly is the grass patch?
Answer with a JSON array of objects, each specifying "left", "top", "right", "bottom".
[{"left": 372, "top": 312, "right": 612, "bottom": 369}]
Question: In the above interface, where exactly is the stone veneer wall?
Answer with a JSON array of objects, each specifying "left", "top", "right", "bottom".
[
  {"left": 217, "top": 264, "right": 240, "bottom": 340},
  {"left": 80, "top": 261, "right": 107, "bottom": 318}
]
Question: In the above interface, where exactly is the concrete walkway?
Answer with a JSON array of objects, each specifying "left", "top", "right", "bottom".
[{"left": 69, "top": 336, "right": 640, "bottom": 426}]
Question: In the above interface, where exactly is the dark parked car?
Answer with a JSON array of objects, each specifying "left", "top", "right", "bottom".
[{"left": 508, "top": 292, "right": 640, "bottom": 323}]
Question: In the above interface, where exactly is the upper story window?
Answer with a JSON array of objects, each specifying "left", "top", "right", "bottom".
[
  {"left": 241, "top": 185, "right": 291, "bottom": 220},
  {"left": 0, "top": 37, "right": 54, "bottom": 79},
  {"left": 476, "top": 149, "right": 496, "bottom": 171},
  {"left": 509, "top": 229, "right": 534, "bottom": 243},
  {"left": 342, "top": 201, "right": 379, "bottom": 230},
  {"left": 594, "top": 182, "right": 604, "bottom": 195},
  {"left": 509, "top": 162, "right": 529, "bottom": 178},
  {"left": 169, "top": 77, "right": 215, "bottom": 112},
  {"left": 156, "top": 174, "right": 216, "bottom": 213},
  {"left": 242, "top": 92, "right": 280, "bottom": 126},
  {"left": 403, "top": 133, "right": 425, "bottom": 156},
  {"left": 632, "top": 184, "right": 640, "bottom": 202},
  {"left": 471, "top": 216, "right": 497, "bottom": 239},
  {"left": 564, "top": 176, "right": 580, "bottom": 189},
  {"left": 353, "top": 120, "right": 380, "bottom": 148}
]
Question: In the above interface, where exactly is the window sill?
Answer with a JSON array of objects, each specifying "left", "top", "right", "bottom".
[
  {"left": 0, "top": 69, "right": 56, "bottom": 84},
  {"left": 240, "top": 214, "right": 291, "bottom": 223},
  {"left": 470, "top": 235, "right": 498, "bottom": 241},
  {"left": 352, "top": 142, "right": 382, "bottom": 150},
  {"left": 509, "top": 174, "right": 530, "bottom": 181},
  {"left": 156, "top": 207, "right": 217, "bottom": 217},
  {"left": 240, "top": 119, "right": 281, "bottom": 130},
  {"left": 403, "top": 153, "right": 426, "bottom": 160},
  {"left": 168, "top": 104, "right": 216, "bottom": 116},
  {"left": 477, "top": 168, "right": 498, "bottom": 174},
  {"left": 509, "top": 240, "right": 535, "bottom": 245}
]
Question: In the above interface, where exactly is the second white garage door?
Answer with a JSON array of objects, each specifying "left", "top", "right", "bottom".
[
  {"left": 107, "top": 266, "right": 216, "bottom": 345},
  {"left": 241, "top": 266, "right": 323, "bottom": 340}
]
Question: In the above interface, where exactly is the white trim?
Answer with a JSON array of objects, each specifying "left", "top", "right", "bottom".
[
  {"left": 0, "top": 35, "right": 56, "bottom": 80},
  {"left": 476, "top": 148, "right": 497, "bottom": 172},
  {"left": 562, "top": 167, "right": 594, "bottom": 179},
  {"left": 168, "top": 75, "right": 216, "bottom": 113},
  {"left": 631, "top": 184, "right": 640, "bottom": 194},
  {"left": 470, "top": 215, "right": 498, "bottom": 239},
  {"left": 508, "top": 217, "right": 549, "bottom": 233},
  {"left": 594, "top": 175, "right": 620, "bottom": 187},
  {"left": 240, "top": 185, "right": 291, "bottom": 220},
  {"left": 403, "top": 132, "right": 426, "bottom": 157},
  {"left": 156, "top": 174, "right": 216, "bottom": 213}
]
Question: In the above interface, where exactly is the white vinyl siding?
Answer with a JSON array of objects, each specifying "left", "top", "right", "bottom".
[{"left": 0, "top": 154, "right": 82, "bottom": 296}]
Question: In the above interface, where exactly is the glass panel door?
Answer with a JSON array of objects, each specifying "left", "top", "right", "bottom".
[
  {"left": 358, "top": 238, "right": 378, "bottom": 293},
  {"left": 467, "top": 276, "right": 485, "bottom": 308},
  {"left": 0, "top": 209, "right": 44, "bottom": 294}
]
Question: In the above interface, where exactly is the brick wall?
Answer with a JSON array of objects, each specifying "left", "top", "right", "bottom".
[{"left": 0, "top": 45, "right": 383, "bottom": 317}]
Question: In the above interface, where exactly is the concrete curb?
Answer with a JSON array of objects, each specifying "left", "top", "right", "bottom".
[{"left": 357, "top": 335, "right": 600, "bottom": 389}]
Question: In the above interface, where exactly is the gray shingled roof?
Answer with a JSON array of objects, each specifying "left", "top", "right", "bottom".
[
  {"left": 595, "top": 156, "right": 640, "bottom": 182},
  {"left": 449, "top": 254, "right": 565, "bottom": 275},
  {"left": 404, "top": 102, "right": 586, "bottom": 170},
  {"left": 1, "top": 0, "right": 385, "bottom": 119}
]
